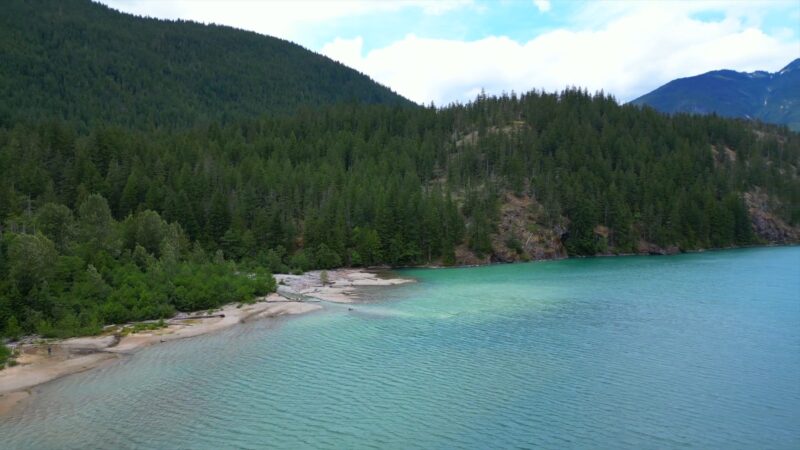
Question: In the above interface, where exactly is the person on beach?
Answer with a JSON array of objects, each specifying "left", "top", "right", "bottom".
[{"left": 47, "top": 346, "right": 52, "bottom": 356}]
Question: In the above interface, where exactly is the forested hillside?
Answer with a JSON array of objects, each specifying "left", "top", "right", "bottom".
[
  {"left": 1, "top": 0, "right": 798, "bottom": 341},
  {"left": 2, "top": 89, "right": 799, "bottom": 338},
  {"left": 0, "top": 0, "right": 411, "bottom": 129}
]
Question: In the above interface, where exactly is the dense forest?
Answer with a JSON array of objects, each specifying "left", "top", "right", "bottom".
[
  {"left": 1, "top": 1, "right": 798, "bottom": 340},
  {"left": 0, "top": 192, "right": 276, "bottom": 339},
  {"left": 2, "top": 89, "right": 799, "bottom": 338},
  {"left": 0, "top": 0, "right": 410, "bottom": 130}
]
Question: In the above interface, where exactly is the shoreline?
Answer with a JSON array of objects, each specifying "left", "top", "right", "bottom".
[
  {"left": 5, "top": 246, "right": 786, "bottom": 415},
  {"left": 0, "top": 268, "right": 414, "bottom": 416},
  {"left": 414, "top": 242, "right": 800, "bottom": 269},
  {"left": 0, "top": 247, "right": 793, "bottom": 416}
]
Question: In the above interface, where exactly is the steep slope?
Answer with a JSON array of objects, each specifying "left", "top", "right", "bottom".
[
  {"left": 631, "top": 59, "right": 800, "bottom": 131},
  {"left": 0, "top": 0, "right": 413, "bottom": 129}
]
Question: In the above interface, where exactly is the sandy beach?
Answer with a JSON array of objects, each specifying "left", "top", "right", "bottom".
[{"left": 0, "top": 268, "right": 413, "bottom": 416}]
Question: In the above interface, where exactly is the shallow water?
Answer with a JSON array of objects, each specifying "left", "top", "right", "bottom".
[{"left": 2, "top": 247, "right": 799, "bottom": 449}]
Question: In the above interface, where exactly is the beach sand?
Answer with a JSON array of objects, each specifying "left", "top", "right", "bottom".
[{"left": 0, "top": 268, "right": 411, "bottom": 415}]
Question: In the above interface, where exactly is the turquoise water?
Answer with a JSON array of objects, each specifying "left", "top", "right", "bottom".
[{"left": 2, "top": 247, "right": 799, "bottom": 449}]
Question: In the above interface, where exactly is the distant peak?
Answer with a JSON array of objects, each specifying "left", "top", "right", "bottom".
[
  {"left": 631, "top": 57, "right": 800, "bottom": 130},
  {"left": 779, "top": 58, "right": 800, "bottom": 75},
  {"left": 747, "top": 71, "right": 770, "bottom": 78}
]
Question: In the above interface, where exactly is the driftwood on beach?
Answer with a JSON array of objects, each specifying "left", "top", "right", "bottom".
[
  {"left": 171, "top": 314, "right": 226, "bottom": 321},
  {"left": 276, "top": 290, "right": 320, "bottom": 303}
]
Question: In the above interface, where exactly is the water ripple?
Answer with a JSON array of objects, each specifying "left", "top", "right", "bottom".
[{"left": 2, "top": 248, "right": 799, "bottom": 449}]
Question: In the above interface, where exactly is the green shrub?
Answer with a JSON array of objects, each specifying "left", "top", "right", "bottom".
[
  {"left": 505, "top": 237, "right": 523, "bottom": 254},
  {"left": 0, "top": 345, "right": 10, "bottom": 367},
  {"left": 4, "top": 317, "right": 22, "bottom": 341},
  {"left": 314, "top": 244, "right": 342, "bottom": 269}
]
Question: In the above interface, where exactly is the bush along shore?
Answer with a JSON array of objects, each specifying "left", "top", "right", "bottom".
[{"left": 0, "top": 268, "right": 411, "bottom": 415}]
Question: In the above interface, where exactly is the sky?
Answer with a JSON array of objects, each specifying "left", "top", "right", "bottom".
[{"left": 98, "top": 0, "right": 800, "bottom": 106}]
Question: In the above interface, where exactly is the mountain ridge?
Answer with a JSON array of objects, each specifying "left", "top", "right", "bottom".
[
  {"left": 631, "top": 59, "right": 800, "bottom": 131},
  {"left": 0, "top": 0, "right": 414, "bottom": 129}
]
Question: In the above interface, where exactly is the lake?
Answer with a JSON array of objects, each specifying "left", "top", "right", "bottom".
[{"left": 2, "top": 247, "right": 799, "bottom": 449}]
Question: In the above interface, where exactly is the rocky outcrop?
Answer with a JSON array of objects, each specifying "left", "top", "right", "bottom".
[
  {"left": 453, "top": 193, "right": 567, "bottom": 266},
  {"left": 491, "top": 193, "right": 566, "bottom": 262},
  {"left": 454, "top": 245, "right": 492, "bottom": 266},
  {"left": 744, "top": 189, "right": 800, "bottom": 243},
  {"left": 636, "top": 240, "right": 680, "bottom": 256},
  {"left": 449, "top": 189, "right": 797, "bottom": 267}
]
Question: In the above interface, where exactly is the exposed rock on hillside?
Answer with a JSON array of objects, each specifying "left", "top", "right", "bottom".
[
  {"left": 491, "top": 193, "right": 566, "bottom": 262},
  {"left": 744, "top": 189, "right": 800, "bottom": 243},
  {"left": 450, "top": 189, "right": 797, "bottom": 266},
  {"left": 454, "top": 193, "right": 566, "bottom": 265}
]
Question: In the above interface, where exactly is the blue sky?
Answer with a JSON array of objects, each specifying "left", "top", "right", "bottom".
[
  {"left": 299, "top": 1, "right": 577, "bottom": 52},
  {"left": 99, "top": 0, "right": 800, "bottom": 105}
]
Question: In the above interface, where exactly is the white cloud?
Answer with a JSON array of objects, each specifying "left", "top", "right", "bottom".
[
  {"left": 322, "top": 36, "right": 366, "bottom": 71},
  {"left": 533, "top": 0, "right": 551, "bottom": 13},
  {"left": 321, "top": 3, "right": 799, "bottom": 105},
  {"left": 98, "top": 0, "right": 474, "bottom": 42}
]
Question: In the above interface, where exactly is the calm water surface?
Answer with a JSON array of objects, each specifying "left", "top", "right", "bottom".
[{"left": 2, "top": 247, "right": 799, "bottom": 449}]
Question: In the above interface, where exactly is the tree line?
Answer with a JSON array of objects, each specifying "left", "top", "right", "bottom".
[{"left": 1, "top": 89, "right": 798, "bottom": 339}]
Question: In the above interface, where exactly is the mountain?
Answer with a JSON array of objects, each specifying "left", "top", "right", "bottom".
[
  {"left": 0, "top": 2, "right": 798, "bottom": 339},
  {"left": 0, "top": 0, "right": 413, "bottom": 129},
  {"left": 631, "top": 59, "right": 800, "bottom": 131}
]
